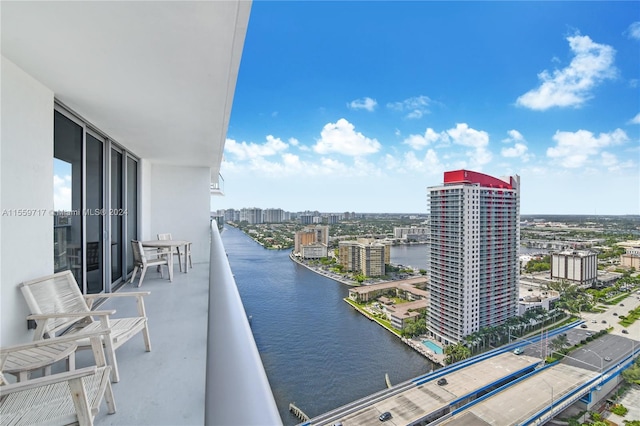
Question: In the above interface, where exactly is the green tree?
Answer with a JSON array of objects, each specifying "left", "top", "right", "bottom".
[
  {"left": 550, "top": 334, "right": 569, "bottom": 352},
  {"left": 621, "top": 358, "right": 640, "bottom": 385},
  {"left": 444, "top": 342, "right": 471, "bottom": 365}
]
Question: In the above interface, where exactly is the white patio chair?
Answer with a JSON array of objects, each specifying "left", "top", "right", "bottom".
[
  {"left": 131, "top": 239, "right": 170, "bottom": 287},
  {"left": 19, "top": 271, "right": 151, "bottom": 383},
  {"left": 0, "top": 330, "right": 116, "bottom": 426}
]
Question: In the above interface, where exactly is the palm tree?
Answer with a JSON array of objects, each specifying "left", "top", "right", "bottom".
[
  {"left": 444, "top": 342, "right": 471, "bottom": 364},
  {"left": 550, "top": 334, "right": 569, "bottom": 353}
]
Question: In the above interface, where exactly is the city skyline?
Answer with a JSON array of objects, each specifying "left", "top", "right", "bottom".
[{"left": 213, "top": 2, "right": 639, "bottom": 216}]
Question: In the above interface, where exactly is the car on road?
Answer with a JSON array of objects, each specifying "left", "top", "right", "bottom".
[
  {"left": 605, "top": 357, "right": 612, "bottom": 361},
  {"left": 602, "top": 320, "right": 607, "bottom": 323},
  {"left": 586, "top": 332, "right": 592, "bottom": 336},
  {"left": 581, "top": 324, "right": 588, "bottom": 328},
  {"left": 513, "top": 347, "right": 524, "bottom": 355},
  {"left": 379, "top": 412, "right": 392, "bottom": 422},
  {"left": 591, "top": 320, "right": 597, "bottom": 323},
  {"left": 622, "top": 329, "right": 629, "bottom": 334},
  {"left": 613, "top": 313, "right": 618, "bottom": 316},
  {"left": 620, "top": 303, "right": 624, "bottom": 307},
  {"left": 437, "top": 378, "right": 448, "bottom": 386}
]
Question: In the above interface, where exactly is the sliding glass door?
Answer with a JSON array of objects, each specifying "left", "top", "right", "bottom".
[
  {"left": 53, "top": 111, "right": 83, "bottom": 285},
  {"left": 86, "top": 133, "right": 104, "bottom": 294},
  {"left": 53, "top": 106, "right": 138, "bottom": 294},
  {"left": 111, "top": 148, "right": 123, "bottom": 284}
]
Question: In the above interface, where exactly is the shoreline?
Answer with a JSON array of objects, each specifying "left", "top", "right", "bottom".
[{"left": 289, "top": 252, "right": 446, "bottom": 366}]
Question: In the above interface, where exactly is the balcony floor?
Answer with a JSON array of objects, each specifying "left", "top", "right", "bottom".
[{"left": 80, "top": 263, "right": 210, "bottom": 425}]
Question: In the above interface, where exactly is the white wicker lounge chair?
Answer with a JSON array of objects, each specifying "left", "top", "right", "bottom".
[
  {"left": 19, "top": 271, "right": 151, "bottom": 383},
  {"left": 0, "top": 330, "right": 116, "bottom": 426}
]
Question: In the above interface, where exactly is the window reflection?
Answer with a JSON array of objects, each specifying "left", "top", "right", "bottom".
[{"left": 53, "top": 112, "right": 82, "bottom": 286}]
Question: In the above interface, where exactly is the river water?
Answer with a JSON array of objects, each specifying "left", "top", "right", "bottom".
[{"left": 221, "top": 226, "right": 435, "bottom": 424}]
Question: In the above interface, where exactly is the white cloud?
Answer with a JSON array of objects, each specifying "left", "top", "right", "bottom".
[
  {"left": 516, "top": 34, "right": 616, "bottom": 110},
  {"left": 504, "top": 129, "right": 524, "bottom": 142},
  {"left": 347, "top": 97, "right": 377, "bottom": 112},
  {"left": 601, "top": 152, "right": 617, "bottom": 167},
  {"left": 288, "top": 137, "right": 300, "bottom": 146},
  {"left": 629, "top": 113, "right": 640, "bottom": 124},
  {"left": 446, "top": 123, "right": 492, "bottom": 167},
  {"left": 403, "top": 128, "right": 445, "bottom": 150},
  {"left": 53, "top": 174, "right": 72, "bottom": 211},
  {"left": 501, "top": 129, "right": 530, "bottom": 161},
  {"left": 626, "top": 22, "right": 640, "bottom": 40},
  {"left": 313, "top": 118, "right": 381, "bottom": 156},
  {"left": 225, "top": 135, "right": 288, "bottom": 160},
  {"left": 387, "top": 95, "right": 432, "bottom": 119},
  {"left": 402, "top": 149, "right": 443, "bottom": 174},
  {"left": 401, "top": 123, "right": 492, "bottom": 168},
  {"left": 546, "top": 128, "right": 628, "bottom": 168},
  {"left": 447, "top": 123, "right": 489, "bottom": 148}
]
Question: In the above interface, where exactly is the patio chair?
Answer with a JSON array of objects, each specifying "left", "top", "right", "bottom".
[
  {"left": 131, "top": 239, "right": 171, "bottom": 287},
  {"left": 0, "top": 330, "right": 116, "bottom": 426},
  {"left": 19, "top": 270, "right": 151, "bottom": 383}
]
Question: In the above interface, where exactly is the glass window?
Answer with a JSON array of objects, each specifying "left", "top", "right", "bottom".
[
  {"left": 86, "top": 133, "right": 104, "bottom": 294},
  {"left": 111, "top": 149, "right": 123, "bottom": 282},
  {"left": 126, "top": 157, "right": 138, "bottom": 274},
  {"left": 53, "top": 111, "right": 83, "bottom": 286}
]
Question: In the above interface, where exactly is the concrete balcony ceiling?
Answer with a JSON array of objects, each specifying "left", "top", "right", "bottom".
[{"left": 1, "top": 1, "right": 250, "bottom": 176}]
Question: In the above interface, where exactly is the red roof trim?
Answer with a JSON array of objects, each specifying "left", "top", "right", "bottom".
[{"left": 443, "top": 169, "right": 513, "bottom": 189}]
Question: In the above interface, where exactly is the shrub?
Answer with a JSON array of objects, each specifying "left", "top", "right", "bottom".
[{"left": 611, "top": 404, "right": 628, "bottom": 416}]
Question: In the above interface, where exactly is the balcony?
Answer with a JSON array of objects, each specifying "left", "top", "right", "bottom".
[{"left": 67, "top": 222, "right": 282, "bottom": 425}]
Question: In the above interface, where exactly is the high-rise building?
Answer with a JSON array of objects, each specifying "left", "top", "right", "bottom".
[
  {"left": 240, "top": 207, "right": 263, "bottom": 224},
  {"left": 263, "top": 208, "right": 284, "bottom": 223},
  {"left": 427, "top": 170, "right": 520, "bottom": 345}
]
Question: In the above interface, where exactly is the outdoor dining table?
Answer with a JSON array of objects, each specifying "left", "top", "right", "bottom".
[{"left": 140, "top": 240, "right": 191, "bottom": 279}]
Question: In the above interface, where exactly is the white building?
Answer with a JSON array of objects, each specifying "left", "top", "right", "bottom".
[
  {"left": 263, "top": 208, "right": 284, "bottom": 223},
  {"left": 394, "top": 226, "right": 430, "bottom": 241},
  {"left": 427, "top": 170, "right": 520, "bottom": 345}
]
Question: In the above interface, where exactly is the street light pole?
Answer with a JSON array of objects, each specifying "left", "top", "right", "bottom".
[{"left": 584, "top": 348, "right": 604, "bottom": 385}]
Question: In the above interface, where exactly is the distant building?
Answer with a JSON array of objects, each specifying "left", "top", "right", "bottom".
[
  {"left": 347, "top": 278, "right": 429, "bottom": 330},
  {"left": 299, "top": 214, "right": 314, "bottom": 225},
  {"left": 263, "top": 208, "right": 283, "bottom": 223},
  {"left": 619, "top": 241, "right": 640, "bottom": 269},
  {"left": 550, "top": 250, "right": 597, "bottom": 287},
  {"left": 518, "top": 288, "right": 560, "bottom": 315},
  {"left": 394, "top": 226, "right": 429, "bottom": 241},
  {"left": 327, "top": 214, "right": 341, "bottom": 224},
  {"left": 427, "top": 170, "right": 520, "bottom": 346},
  {"left": 294, "top": 225, "right": 329, "bottom": 259},
  {"left": 338, "top": 240, "right": 386, "bottom": 277},
  {"left": 240, "top": 207, "right": 263, "bottom": 224}
]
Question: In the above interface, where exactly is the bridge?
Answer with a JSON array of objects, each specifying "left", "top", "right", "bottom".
[{"left": 304, "top": 321, "right": 639, "bottom": 426}]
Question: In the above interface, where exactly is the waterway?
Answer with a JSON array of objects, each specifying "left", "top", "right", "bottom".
[{"left": 221, "top": 226, "right": 435, "bottom": 424}]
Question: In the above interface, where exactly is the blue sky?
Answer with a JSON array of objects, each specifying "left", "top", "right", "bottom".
[{"left": 214, "top": 1, "right": 640, "bottom": 215}]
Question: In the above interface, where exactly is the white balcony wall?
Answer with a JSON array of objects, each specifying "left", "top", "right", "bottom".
[
  {"left": 147, "top": 164, "right": 211, "bottom": 263},
  {"left": 0, "top": 57, "right": 55, "bottom": 345}
]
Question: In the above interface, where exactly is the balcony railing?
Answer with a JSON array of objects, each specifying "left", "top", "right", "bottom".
[
  {"left": 205, "top": 220, "right": 281, "bottom": 425},
  {"left": 210, "top": 173, "right": 225, "bottom": 196}
]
